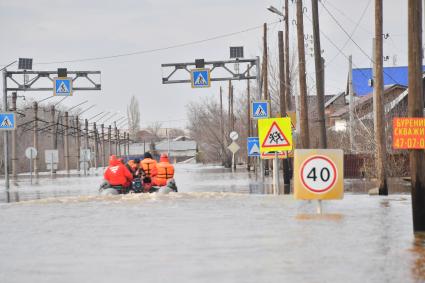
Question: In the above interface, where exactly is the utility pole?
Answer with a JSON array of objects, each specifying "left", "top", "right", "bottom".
[
  {"left": 220, "top": 86, "right": 225, "bottom": 164},
  {"left": 247, "top": 67, "right": 251, "bottom": 171},
  {"left": 408, "top": 0, "right": 425, "bottom": 232},
  {"left": 50, "top": 105, "right": 57, "bottom": 174},
  {"left": 93, "top": 122, "right": 98, "bottom": 168},
  {"left": 85, "top": 118, "right": 89, "bottom": 157},
  {"left": 33, "top": 102, "right": 39, "bottom": 178},
  {"left": 296, "top": 0, "right": 310, "bottom": 149},
  {"left": 11, "top": 92, "right": 17, "bottom": 181},
  {"left": 279, "top": 31, "right": 291, "bottom": 193},
  {"left": 374, "top": 0, "right": 388, "bottom": 195},
  {"left": 284, "top": 0, "right": 292, "bottom": 110},
  {"left": 76, "top": 116, "right": 80, "bottom": 172},
  {"left": 312, "top": 0, "right": 327, "bottom": 148},
  {"left": 230, "top": 85, "right": 234, "bottom": 131},
  {"left": 114, "top": 123, "right": 118, "bottom": 155},
  {"left": 348, "top": 55, "right": 355, "bottom": 151},
  {"left": 101, "top": 124, "right": 105, "bottom": 167},
  {"left": 108, "top": 125, "right": 112, "bottom": 157},
  {"left": 64, "top": 111, "right": 69, "bottom": 174},
  {"left": 263, "top": 23, "right": 269, "bottom": 101}
]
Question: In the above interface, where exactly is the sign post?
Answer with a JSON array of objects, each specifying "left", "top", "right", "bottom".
[
  {"left": 258, "top": 117, "right": 293, "bottom": 193},
  {"left": 25, "top": 147, "right": 37, "bottom": 185},
  {"left": 294, "top": 149, "right": 344, "bottom": 214},
  {"left": 0, "top": 111, "right": 16, "bottom": 190}
]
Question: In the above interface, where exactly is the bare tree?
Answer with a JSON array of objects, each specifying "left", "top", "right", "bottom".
[
  {"left": 127, "top": 95, "right": 140, "bottom": 141},
  {"left": 146, "top": 121, "right": 163, "bottom": 141}
]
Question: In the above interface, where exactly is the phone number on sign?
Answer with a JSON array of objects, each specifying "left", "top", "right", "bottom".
[{"left": 393, "top": 137, "right": 425, "bottom": 149}]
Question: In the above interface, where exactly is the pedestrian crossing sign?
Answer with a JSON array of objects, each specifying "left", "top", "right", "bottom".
[
  {"left": 53, "top": 77, "right": 73, "bottom": 96},
  {"left": 191, "top": 68, "right": 210, "bottom": 88},
  {"left": 251, "top": 101, "right": 270, "bottom": 119},
  {"left": 258, "top": 117, "right": 292, "bottom": 153},
  {"left": 247, "top": 137, "right": 260, "bottom": 157},
  {"left": 0, "top": 113, "right": 16, "bottom": 130}
]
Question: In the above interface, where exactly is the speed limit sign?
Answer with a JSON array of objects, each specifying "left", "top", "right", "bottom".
[{"left": 294, "top": 149, "right": 344, "bottom": 200}]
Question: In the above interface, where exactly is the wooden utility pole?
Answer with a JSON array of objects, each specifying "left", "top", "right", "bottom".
[
  {"left": 228, "top": 81, "right": 232, "bottom": 131},
  {"left": 408, "top": 0, "right": 425, "bottom": 232},
  {"left": 101, "top": 124, "right": 105, "bottom": 167},
  {"left": 284, "top": 0, "right": 292, "bottom": 110},
  {"left": 263, "top": 23, "right": 269, "bottom": 101},
  {"left": 296, "top": 0, "right": 310, "bottom": 149},
  {"left": 312, "top": 0, "right": 327, "bottom": 148},
  {"left": 84, "top": 119, "right": 89, "bottom": 153},
  {"left": 76, "top": 116, "right": 80, "bottom": 172},
  {"left": 220, "top": 86, "right": 225, "bottom": 158},
  {"left": 374, "top": 0, "right": 388, "bottom": 195},
  {"left": 33, "top": 102, "right": 39, "bottom": 178},
  {"left": 279, "top": 31, "right": 291, "bottom": 192},
  {"left": 230, "top": 85, "right": 234, "bottom": 131},
  {"left": 64, "top": 111, "right": 69, "bottom": 174},
  {"left": 11, "top": 92, "right": 17, "bottom": 180}
]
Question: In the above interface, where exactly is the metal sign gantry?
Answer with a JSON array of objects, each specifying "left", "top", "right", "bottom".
[
  {"left": 161, "top": 58, "right": 260, "bottom": 85},
  {"left": 2, "top": 69, "right": 101, "bottom": 190}
]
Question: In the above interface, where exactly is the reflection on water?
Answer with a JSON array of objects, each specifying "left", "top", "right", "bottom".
[{"left": 411, "top": 233, "right": 425, "bottom": 281}]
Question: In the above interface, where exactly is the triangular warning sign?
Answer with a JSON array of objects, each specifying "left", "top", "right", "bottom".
[
  {"left": 1, "top": 116, "right": 12, "bottom": 127},
  {"left": 195, "top": 73, "right": 207, "bottom": 85},
  {"left": 254, "top": 105, "right": 266, "bottom": 116},
  {"left": 57, "top": 82, "right": 69, "bottom": 93},
  {"left": 261, "top": 121, "right": 290, "bottom": 147},
  {"left": 249, "top": 143, "right": 260, "bottom": 155}
]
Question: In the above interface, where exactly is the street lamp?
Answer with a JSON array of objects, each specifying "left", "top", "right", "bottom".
[{"left": 267, "top": 5, "right": 283, "bottom": 17}]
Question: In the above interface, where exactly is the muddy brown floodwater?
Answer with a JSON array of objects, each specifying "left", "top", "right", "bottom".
[{"left": 0, "top": 164, "right": 423, "bottom": 283}]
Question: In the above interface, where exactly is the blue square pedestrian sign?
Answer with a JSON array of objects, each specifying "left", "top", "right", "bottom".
[
  {"left": 191, "top": 68, "right": 210, "bottom": 88},
  {"left": 0, "top": 113, "right": 16, "bottom": 130},
  {"left": 247, "top": 137, "right": 260, "bottom": 157},
  {"left": 54, "top": 77, "right": 73, "bottom": 96},
  {"left": 251, "top": 101, "right": 269, "bottom": 119}
]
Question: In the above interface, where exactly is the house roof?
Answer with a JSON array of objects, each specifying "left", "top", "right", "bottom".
[
  {"left": 352, "top": 66, "right": 425, "bottom": 96},
  {"left": 155, "top": 140, "right": 197, "bottom": 151},
  {"left": 324, "top": 92, "right": 345, "bottom": 108},
  {"left": 330, "top": 84, "right": 407, "bottom": 118}
]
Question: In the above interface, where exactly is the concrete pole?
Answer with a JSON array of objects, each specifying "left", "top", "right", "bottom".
[
  {"left": 247, "top": 67, "right": 251, "bottom": 170},
  {"left": 33, "top": 102, "right": 39, "bottom": 178},
  {"left": 93, "top": 122, "right": 98, "bottom": 168},
  {"left": 263, "top": 23, "right": 269, "bottom": 101},
  {"left": 219, "top": 86, "right": 226, "bottom": 165},
  {"left": 101, "top": 124, "right": 105, "bottom": 167},
  {"left": 348, "top": 55, "right": 355, "bottom": 151},
  {"left": 76, "top": 116, "right": 80, "bottom": 172},
  {"left": 108, "top": 125, "right": 112, "bottom": 157},
  {"left": 312, "top": 0, "right": 327, "bottom": 149},
  {"left": 11, "top": 92, "right": 17, "bottom": 180},
  {"left": 2, "top": 70, "right": 9, "bottom": 189},
  {"left": 114, "top": 125, "right": 118, "bottom": 155},
  {"left": 408, "top": 0, "right": 425, "bottom": 232},
  {"left": 373, "top": 0, "right": 388, "bottom": 195},
  {"left": 284, "top": 0, "right": 292, "bottom": 110},
  {"left": 64, "top": 111, "right": 69, "bottom": 174},
  {"left": 296, "top": 0, "right": 310, "bottom": 149},
  {"left": 127, "top": 132, "right": 130, "bottom": 155},
  {"left": 50, "top": 105, "right": 57, "bottom": 174}
]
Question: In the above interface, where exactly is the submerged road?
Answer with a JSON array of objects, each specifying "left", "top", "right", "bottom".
[{"left": 0, "top": 164, "right": 423, "bottom": 283}]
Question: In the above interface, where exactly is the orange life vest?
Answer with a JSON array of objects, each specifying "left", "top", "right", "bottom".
[{"left": 141, "top": 158, "right": 157, "bottom": 177}]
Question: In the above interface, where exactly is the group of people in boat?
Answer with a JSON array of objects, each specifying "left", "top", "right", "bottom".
[{"left": 102, "top": 152, "right": 176, "bottom": 193}]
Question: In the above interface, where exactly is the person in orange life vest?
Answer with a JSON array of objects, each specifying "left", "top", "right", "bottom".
[
  {"left": 104, "top": 155, "right": 133, "bottom": 188},
  {"left": 126, "top": 159, "right": 143, "bottom": 178},
  {"left": 140, "top": 152, "right": 157, "bottom": 192},
  {"left": 152, "top": 153, "right": 175, "bottom": 186}
]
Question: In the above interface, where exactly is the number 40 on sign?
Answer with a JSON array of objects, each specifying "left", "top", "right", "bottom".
[{"left": 294, "top": 149, "right": 344, "bottom": 200}]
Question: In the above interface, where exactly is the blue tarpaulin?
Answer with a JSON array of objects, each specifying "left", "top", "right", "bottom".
[{"left": 352, "top": 66, "right": 425, "bottom": 96}]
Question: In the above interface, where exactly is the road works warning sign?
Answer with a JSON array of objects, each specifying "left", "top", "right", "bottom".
[
  {"left": 294, "top": 149, "right": 344, "bottom": 200},
  {"left": 258, "top": 117, "right": 292, "bottom": 153},
  {"left": 393, "top": 118, "right": 425, "bottom": 149}
]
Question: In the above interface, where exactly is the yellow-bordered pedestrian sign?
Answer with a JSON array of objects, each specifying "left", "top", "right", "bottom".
[
  {"left": 258, "top": 117, "right": 292, "bottom": 153},
  {"left": 294, "top": 149, "right": 344, "bottom": 200},
  {"left": 191, "top": 68, "right": 211, "bottom": 88}
]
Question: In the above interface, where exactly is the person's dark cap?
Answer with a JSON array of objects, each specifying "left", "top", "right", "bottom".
[{"left": 144, "top": 152, "right": 152, "bottom": 159}]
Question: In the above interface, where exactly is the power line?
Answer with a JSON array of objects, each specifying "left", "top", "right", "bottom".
[{"left": 33, "top": 20, "right": 281, "bottom": 65}]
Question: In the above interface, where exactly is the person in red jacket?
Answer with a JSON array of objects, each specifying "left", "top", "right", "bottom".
[{"left": 104, "top": 155, "right": 133, "bottom": 190}]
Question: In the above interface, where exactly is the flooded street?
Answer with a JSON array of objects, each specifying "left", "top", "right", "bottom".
[{"left": 0, "top": 164, "right": 424, "bottom": 283}]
